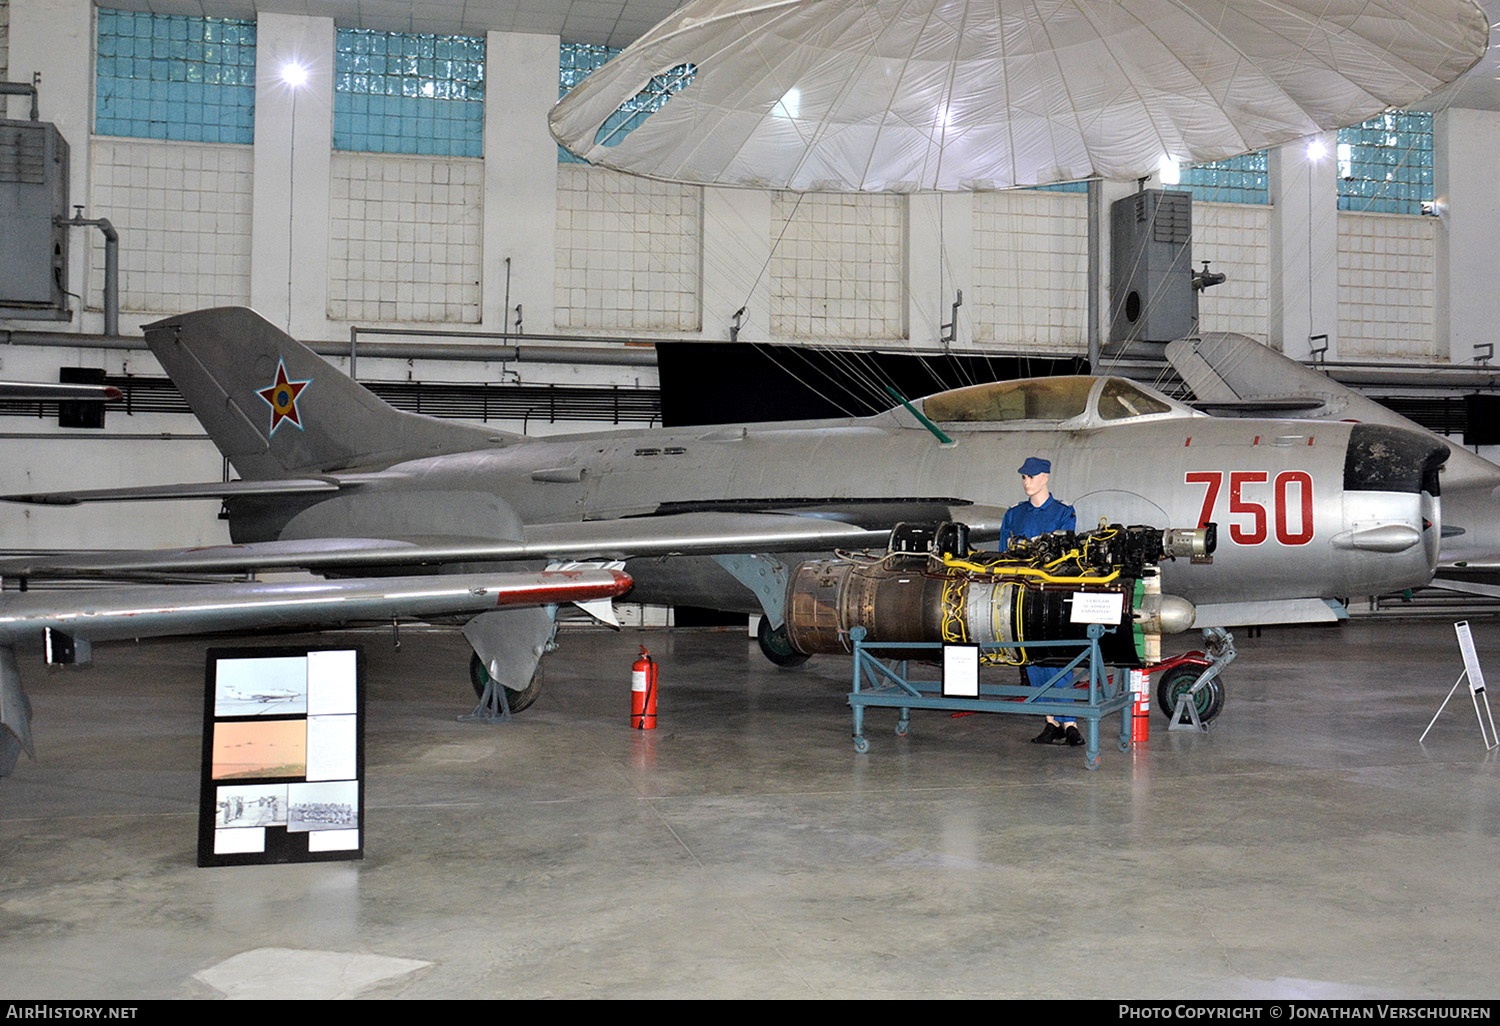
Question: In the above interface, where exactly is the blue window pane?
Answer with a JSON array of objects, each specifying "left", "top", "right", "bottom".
[
  {"left": 1179, "top": 151, "right": 1269, "bottom": 205},
  {"left": 558, "top": 43, "right": 620, "bottom": 162},
  {"left": 95, "top": 11, "right": 255, "bottom": 143},
  {"left": 1337, "top": 111, "right": 1434, "bottom": 215},
  {"left": 334, "top": 28, "right": 485, "bottom": 157}
]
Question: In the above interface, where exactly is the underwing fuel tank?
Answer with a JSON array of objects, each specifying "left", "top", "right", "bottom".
[{"left": 783, "top": 522, "right": 1210, "bottom": 666}]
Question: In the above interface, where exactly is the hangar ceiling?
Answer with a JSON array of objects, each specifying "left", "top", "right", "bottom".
[{"left": 86, "top": 0, "right": 1500, "bottom": 113}]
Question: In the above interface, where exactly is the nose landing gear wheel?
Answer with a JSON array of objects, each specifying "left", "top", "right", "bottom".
[
  {"left": 469, "top": 652, "right": 544, "bottom": 714},
  {"left": 1156, "top": 665, "right": 1225, "bottom": 724},
  {"left": 757, "top": 617, "right": 809, "bottom": 668}
]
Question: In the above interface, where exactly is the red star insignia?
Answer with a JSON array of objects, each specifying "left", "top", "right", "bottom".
[{"left": 257, "top": 359, "right": 311, "bottom": 435}]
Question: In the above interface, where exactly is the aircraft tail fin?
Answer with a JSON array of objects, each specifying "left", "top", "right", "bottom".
[
  {"left": 144, "top": 307, "right": 508, "bottom": 480},
  {"left": 1165, "top": 332, "right": 1409, "bottom": 427}
]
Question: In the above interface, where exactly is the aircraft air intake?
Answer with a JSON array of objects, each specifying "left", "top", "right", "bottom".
[{"left": 1343, "top": 424, "right": 1449, "bottom": 496}]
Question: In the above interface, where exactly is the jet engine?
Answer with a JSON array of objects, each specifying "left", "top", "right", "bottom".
[{"left": 783, "top": 522, "right": 1211, "bottom": 666}]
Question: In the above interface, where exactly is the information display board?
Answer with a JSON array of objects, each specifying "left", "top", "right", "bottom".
[{"left": 197, "top": 646, "right": 364, "bottom": 868}]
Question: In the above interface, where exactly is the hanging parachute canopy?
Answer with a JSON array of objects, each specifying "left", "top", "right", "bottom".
[{"left": 549, "top": 0, "right": 1490, "bottom": 192}]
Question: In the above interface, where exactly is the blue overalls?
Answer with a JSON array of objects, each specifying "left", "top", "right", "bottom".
[{"left": 999, "top": 495, "right": 1078, "bottom": 718}]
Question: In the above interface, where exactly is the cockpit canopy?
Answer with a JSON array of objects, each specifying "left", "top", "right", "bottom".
[{"left": 918, "top": 375, "right": 1194, "bottom": 428}]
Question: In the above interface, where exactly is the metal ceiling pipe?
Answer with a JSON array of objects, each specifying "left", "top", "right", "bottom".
[
  {"left": 52, "top": 211, "right": 119, "bottom": 337},
  {"left": 0, "top": 328, "right": 660, "bottom": 367}
]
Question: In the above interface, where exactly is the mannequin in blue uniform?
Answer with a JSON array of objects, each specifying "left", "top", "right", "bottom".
[{"left": 1000, "top": 456, "right": 1082, "bottom": 747}]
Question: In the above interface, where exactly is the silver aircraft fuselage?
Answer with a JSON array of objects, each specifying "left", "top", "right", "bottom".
[{"left": 225, "top": 376, "right": 1444, "bottom": 618}]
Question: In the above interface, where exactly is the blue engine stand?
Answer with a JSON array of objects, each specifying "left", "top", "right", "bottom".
[{"left": 847, "top": 624, "right": 1133, "bottom": 770}]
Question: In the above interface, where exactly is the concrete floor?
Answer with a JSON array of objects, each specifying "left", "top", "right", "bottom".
[{"left": 2, "top": 616, "right": 1497, "bottom": 999}]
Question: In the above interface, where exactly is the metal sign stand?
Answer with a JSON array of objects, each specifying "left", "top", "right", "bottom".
[{"left": 1419, "top": 621, "right": 1499, "bottom": 751}]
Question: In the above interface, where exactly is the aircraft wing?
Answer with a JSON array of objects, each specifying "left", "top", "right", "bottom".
[
  {"left": 0, "top": 508, "right": 1007, "bottom": 579},
  {"left": 0, "top": 382, "right": 122, "bottom": 401},
  {"left": 0, "top": 478, "right": 345, "bottom": 505},
  {"left": 0, "top": 567, "right": 631, "bottom": 775},
  {"left": 0, "top": 568, "right": 633, "bottom": 646}
]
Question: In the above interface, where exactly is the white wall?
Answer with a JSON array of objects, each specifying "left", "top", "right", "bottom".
[
  {"left": 1, "top": 4, "right": 1472, "bottom": 357},
  {"left": 0, "top": 0, "right": 1493, "bottom": 552}
]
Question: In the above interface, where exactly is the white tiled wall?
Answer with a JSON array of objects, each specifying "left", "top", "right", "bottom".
[
  {"left": 1337, "top": 212, "right": 1437, "bottom": 359},
  {"left": 328, "top": 152, "right": 483, "bottom": 324},
  {"left": 1194, "top": 201, "right": 1269, "bottom": 342},
  {"left": 769, "top": 192, "right": 905, "bottom": 340},
  {"left": 971, "top": 190, "right": 1087, "bottom": 352},
  {"left": 554, "top": 164, "right": 702, "bottom": 332},
  {"left": 87, "top": 138, "right": 253, "bottom": 313}
]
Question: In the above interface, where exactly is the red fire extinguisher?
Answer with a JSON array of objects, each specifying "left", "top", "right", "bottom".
[
  {"left": 631, "top": 646, "right": 658, "bottom": 730},
  {"left": 1130, "top": 668, "right": 1150, "bottom": 744}
]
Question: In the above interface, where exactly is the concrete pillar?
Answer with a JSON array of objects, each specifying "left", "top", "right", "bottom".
[
  {"left": 701, "top": 187, "right": 771, "bottom": 341},
  {"left": 483, "top": 32, "right": 559, "bottom": 335},
  {"left": 7, "top": 0, "right": 95, "bottom": 333},
  {"left": 907, "top": 192, "right": 971, "bottom": 348},
  {"left": 1267, "top": 132, "right": 1338, "bottom": 360},
  {"left": 249, "top": 12, "right": 333, "bottom": 338},
  {"left": 1435, "top": 108, "right": 1500, "bottom": 365}
]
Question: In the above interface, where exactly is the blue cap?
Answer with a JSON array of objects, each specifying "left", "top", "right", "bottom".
[{"left": 1018, "top": 456, "right": 1051, "bottom": 476}]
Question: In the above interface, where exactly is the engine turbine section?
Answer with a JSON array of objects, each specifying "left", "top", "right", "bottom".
[{"left": 783, "top": 522, "right": 1210, "bottom": 666}]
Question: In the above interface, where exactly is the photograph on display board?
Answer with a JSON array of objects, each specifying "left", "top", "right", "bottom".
[
  {"left": 213, "top": 655, "right": 309, "bottom": 717},
  {"left": 215, "top": 783, "right": 290, "bottom": 829},
  {"left": 210, "top": 718, "right": 308, "bottom": 780},
  {"left": 287, "top": 779, "right": 360, "bottom": 833}
]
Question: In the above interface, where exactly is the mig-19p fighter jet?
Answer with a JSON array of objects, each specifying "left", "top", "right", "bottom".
[{"left": 0, "top": 307, "right": 1450, "bottom": 772}]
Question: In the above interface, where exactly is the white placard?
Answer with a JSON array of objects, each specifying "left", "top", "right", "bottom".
[
  {"left": 943, "top": 644, "right": 980, "bottom": 697},
  {"left": 214, "top": 827, "right": 266, "bottom": 854},
  {"left": 1070, "top": 592, "right": 1124, "bottom": 625},
  {"left": 1455, "top": 621, "right": 1486, "bottom": 693},
  {"left": 306, "top": 713, "right": 357, "bottom": 781}
]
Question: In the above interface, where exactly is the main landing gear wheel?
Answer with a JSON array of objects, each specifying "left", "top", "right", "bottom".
[
  {"left": 1156, "top": 665, "right": 1225, "bottom": 724},
  {"left": 757, "top": 617, "right": 809, "bottom": 668},
  {"left": 469, "top": 652, "right": 544, "bottom": 714}
]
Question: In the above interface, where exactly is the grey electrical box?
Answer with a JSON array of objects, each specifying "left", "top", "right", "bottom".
[
  {"left": 1109, "top": 189, "right": 1195, "bottom": 344},
  {"left": 0, "top": 118, "right": 70, "bottom": 319}
]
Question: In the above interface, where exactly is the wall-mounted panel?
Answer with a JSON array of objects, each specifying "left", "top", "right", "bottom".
[
  {"left": 1194, "top": 201, "right": 1269, "bottom": 343},
  {"left": 1337, "top": 211, "right": 1437, "bottom": 359},
  {"left": 555, "top": 164, "right": 701, "bottom": 333},
  {"left": 769, "top": 192, "right": 903, "bottom": 341},
  {"left": 88, "top": 138, "right": 252, "bottom": 313},
  {"left": 971, "top": 190, "right": 1085, "bottom": 352},
  {"left": 328, "top": 152, "right": 483, "bottom": 324}
]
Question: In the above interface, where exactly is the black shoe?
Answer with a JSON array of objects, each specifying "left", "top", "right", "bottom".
[
  {"left": 1031, "top": 722, "right": 1064, "bottom": 745},
  {"left": 1063, "top": 724, "right": 1084, "bottom": 747}
]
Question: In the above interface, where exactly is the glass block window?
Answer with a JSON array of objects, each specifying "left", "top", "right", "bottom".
[
  {"left": 1337, "top": 111, "right": 1433, "bottom": 215},
  {"left": 95, "top": 11, "right": 256, "bottom": 144},
  {"left": 334, "top": 28, "right": 484, "bottom": 158},
  {"left": 1029, "top": 182, "right": 1089, "bottom": 194},
  {"left": 559, "top": 43, "right": 619, "bottom": 163},
  {"left": 1180, "top": 151, "right": 1268, "bottom": 205}
]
